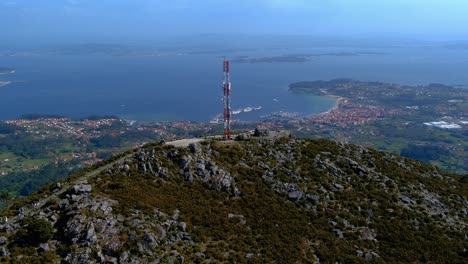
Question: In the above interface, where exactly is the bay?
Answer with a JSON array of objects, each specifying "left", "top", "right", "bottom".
[{"left": 0, "top": 46, "right": 467, "bottom": 122}]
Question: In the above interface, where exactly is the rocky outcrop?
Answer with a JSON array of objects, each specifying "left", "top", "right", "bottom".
[{"left": 0, "top": 138, "right": 465, "bottom": 263}]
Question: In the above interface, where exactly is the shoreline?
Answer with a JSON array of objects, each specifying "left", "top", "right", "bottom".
[{"left": 325, "top": 95, "right": 346, "bottom": 114}]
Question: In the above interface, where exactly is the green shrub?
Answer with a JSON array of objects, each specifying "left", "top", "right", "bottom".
[{"left": 17, "top": 218, "right": 54, "bottom": 246}]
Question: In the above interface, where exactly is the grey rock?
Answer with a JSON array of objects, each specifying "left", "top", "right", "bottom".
[
  {"left": 210, "top": 165, "right": 219, "bottom": 174},
  {"left": 0, "top": 236, "right": 7, "bottom": 245},
  {"left": 141, "top": 232, "right": 158, "bottom": 250},
  {"left": 236, "top": 133, "right": 248, "bottom": 141},
  {"left": 257, "top": 162, "right": 270, "bottom": 170},
  {"left": 148, "top": 162, "right": 155, "bottom": 176},
  {"left": 189, "top": 143, "right": 202, "bottom": 154},
  {"left": 53, "top": 182, "right": 62, "bottom": 193},
  {"left": 228, "top": 214, "right": 246, "bottom": 225},
  {"left": 179, "top": 156, "right": 192, "bottom": 169},
  {"left": 155, "top": 225, "right": 167, "bottom": 240},
  {"left": 306, "top": 194, "right": 320, "bottom": 203},
  {"left": 211, "top": 173, "right": 234, "bottom": 191},
  {"left": 38, "top": 243, "right": 51, "bottom": 252},
  {"left": 0, "top": 246, "right": 8, "bottom": 257},
  {"left": 333, "top": 183, "right": 344, "bottom": 190},
  {"left": 195, "top": 252, "right": 206, "bottom": 258},
  {"left": 96, "top": 250, "right": 106, "bottom": 263},
  {"left": 184, "top": 172, "right": 194, "bottom": 182},
  {"left": 119, "top": 251, "right": 129, "bottom": 263},
  {"left": 360, "top": 227, "right": 377, "bottom": 241},
  {"left": 178, "top": 222, "right": 187, "bottom": 232},
  {"left": 263, "top": 171, "right": 274, "bottom": 180},
  {"left": 85, "top": 223, "right": 97, "bottom": 244},
  {"left": 346, "top": 157, "right": 359, "bottom": 167},
  {"left": 356, "top": 250, "right": 364, "bottom": 257},
  {"left": 245, "top": 253, "right": 255, "bottom": 259},
  {"left": 365, "top": 252, "right": 375, "bottom": 261},
  {"left": 288, "top": 190, "right": 304, "bottom": 201},
  {"left": 400, "top": 194, "right": 416, "bottom": 205},
  {"left": 172, "top": 209, "right": 180, "bottom": 221},
  {"left": 70, "top": 194, "right": 80, "bottom": 202},
  {"left": 66, "top": 248, "right": 92, "bottom": 264},
  {"left": 73, "top": 184, "right": 92, "bottom": 194},
  {"left": 332, "top": 229, "right": 344, "bottom": 238},
  {"left": 131, "top": 219, "right": 141, "bottom": 227},
  {"left": 17, "top": 207, "right": 25, "bottom": 219},
  {"left": 59, "top": 199, "right": 70, "bottom": 209},
  {"left": 49, "top": 215, "right": 58, "bottom": 223},
  {"left": 105, "top": 237, "right": 123, "bottom": 253},
  {"left": 195, "top": 162, "right": 206, "bottom": 175},
  {"left": 254, "top": 127, "right": 269, "bottom": 137},
  {"left": 65, "top": 214, "right": 87, "bottom": 244}
]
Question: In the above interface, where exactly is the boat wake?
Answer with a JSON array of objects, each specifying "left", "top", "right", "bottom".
[{"left": 210, "top": 106, "right": 262, "bottom": 123}]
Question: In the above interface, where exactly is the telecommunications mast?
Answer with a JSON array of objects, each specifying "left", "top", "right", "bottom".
[{"left": 223, "top": 60, "right": 231, "bottom": 141}]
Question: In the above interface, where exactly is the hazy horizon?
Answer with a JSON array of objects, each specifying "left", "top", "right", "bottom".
[{"left": 1, "top": 0, "right": 468, "bottom": 46}]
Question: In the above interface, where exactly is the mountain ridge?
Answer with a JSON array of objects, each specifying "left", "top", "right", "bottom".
[{"left": 0, "top": 136, "right": 466, "bottom": 263}]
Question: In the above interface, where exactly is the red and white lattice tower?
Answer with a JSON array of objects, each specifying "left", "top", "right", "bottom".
[{"left": 223, "top": 60, "right": 231, "bottom": 141}]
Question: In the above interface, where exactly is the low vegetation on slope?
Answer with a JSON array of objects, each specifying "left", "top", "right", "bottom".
[{"left": 0, "top": 137, "right": 466, "bottom": 263}]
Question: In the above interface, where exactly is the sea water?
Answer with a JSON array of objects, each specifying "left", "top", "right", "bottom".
[{"left": 0, "top": 46, "right": 467, "bottom": 122}]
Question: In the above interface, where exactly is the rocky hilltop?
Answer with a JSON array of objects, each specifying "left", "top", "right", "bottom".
[{"left": 0, "top": 137, "right": 466, "bottom": 263}]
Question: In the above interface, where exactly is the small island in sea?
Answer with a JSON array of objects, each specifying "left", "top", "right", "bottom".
[
  {"left": 232, "top": 52, "right": 385, "bottom": 64},
  {"left": 0, "top": 81, "right": 12, "bottom": 87},
  {"left": 0, "top": 67, "right": 15, "bottom": 75}
]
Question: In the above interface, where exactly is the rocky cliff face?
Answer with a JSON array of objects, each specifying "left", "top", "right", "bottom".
[{"left": 0, "top": 137, "right": 466, "bottom": 263}]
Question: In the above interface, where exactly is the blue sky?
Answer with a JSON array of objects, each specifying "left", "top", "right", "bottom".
[{"left": 1, "top": 0, "right": 467, "bottom": 43}]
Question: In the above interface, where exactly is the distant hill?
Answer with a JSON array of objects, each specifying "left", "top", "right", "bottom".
[{"left": 0, "top": 136, "right": 466, "bottom": 263}]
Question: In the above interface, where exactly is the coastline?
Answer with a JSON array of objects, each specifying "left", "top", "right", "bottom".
[{"left": 324, "top": 95, "right": 345, "bottom": 114}]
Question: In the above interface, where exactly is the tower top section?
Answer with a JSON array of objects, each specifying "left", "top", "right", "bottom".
[{"left": 224, "top": 60, "right": 230, "bottom": 74}]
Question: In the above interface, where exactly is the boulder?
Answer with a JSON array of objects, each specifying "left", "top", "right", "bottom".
[
  {"left": 332, "top": 229, "right": 344, "bottom": 238},
  {"left": 333, "top": 183, "right": 345, "bottom": 190},
  {"left": 0, "top": 246, "right": 8, "bottom": 257},
  {"left": 179, "top": 156, "right": 192, "bottom": 169},
  {"left": 288, "top": 191, "right": 304, "bottom": 201},
  {"left": 38, "top": 243, "right": 51, "bottom": 252},
  {"left": 140, "top": 232, "right": 158, "bottom": 250},
  {"left": 178, "top": 222, "right": 187, "bottom": 232},
  {"left": 400, "top": 194, "right": 416, "bottom": 205},
  {"left": 306, "top": 194, "right": 320, "bottom": 203},
  {"left": 189, "top": 143, "right": 202, "bottom": 154},
  {"left": 72, "top": 184, "right": 92, "bottom": 194},
  {"left": 85, "top": 223, "right": 98, "bottom": 244}
]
